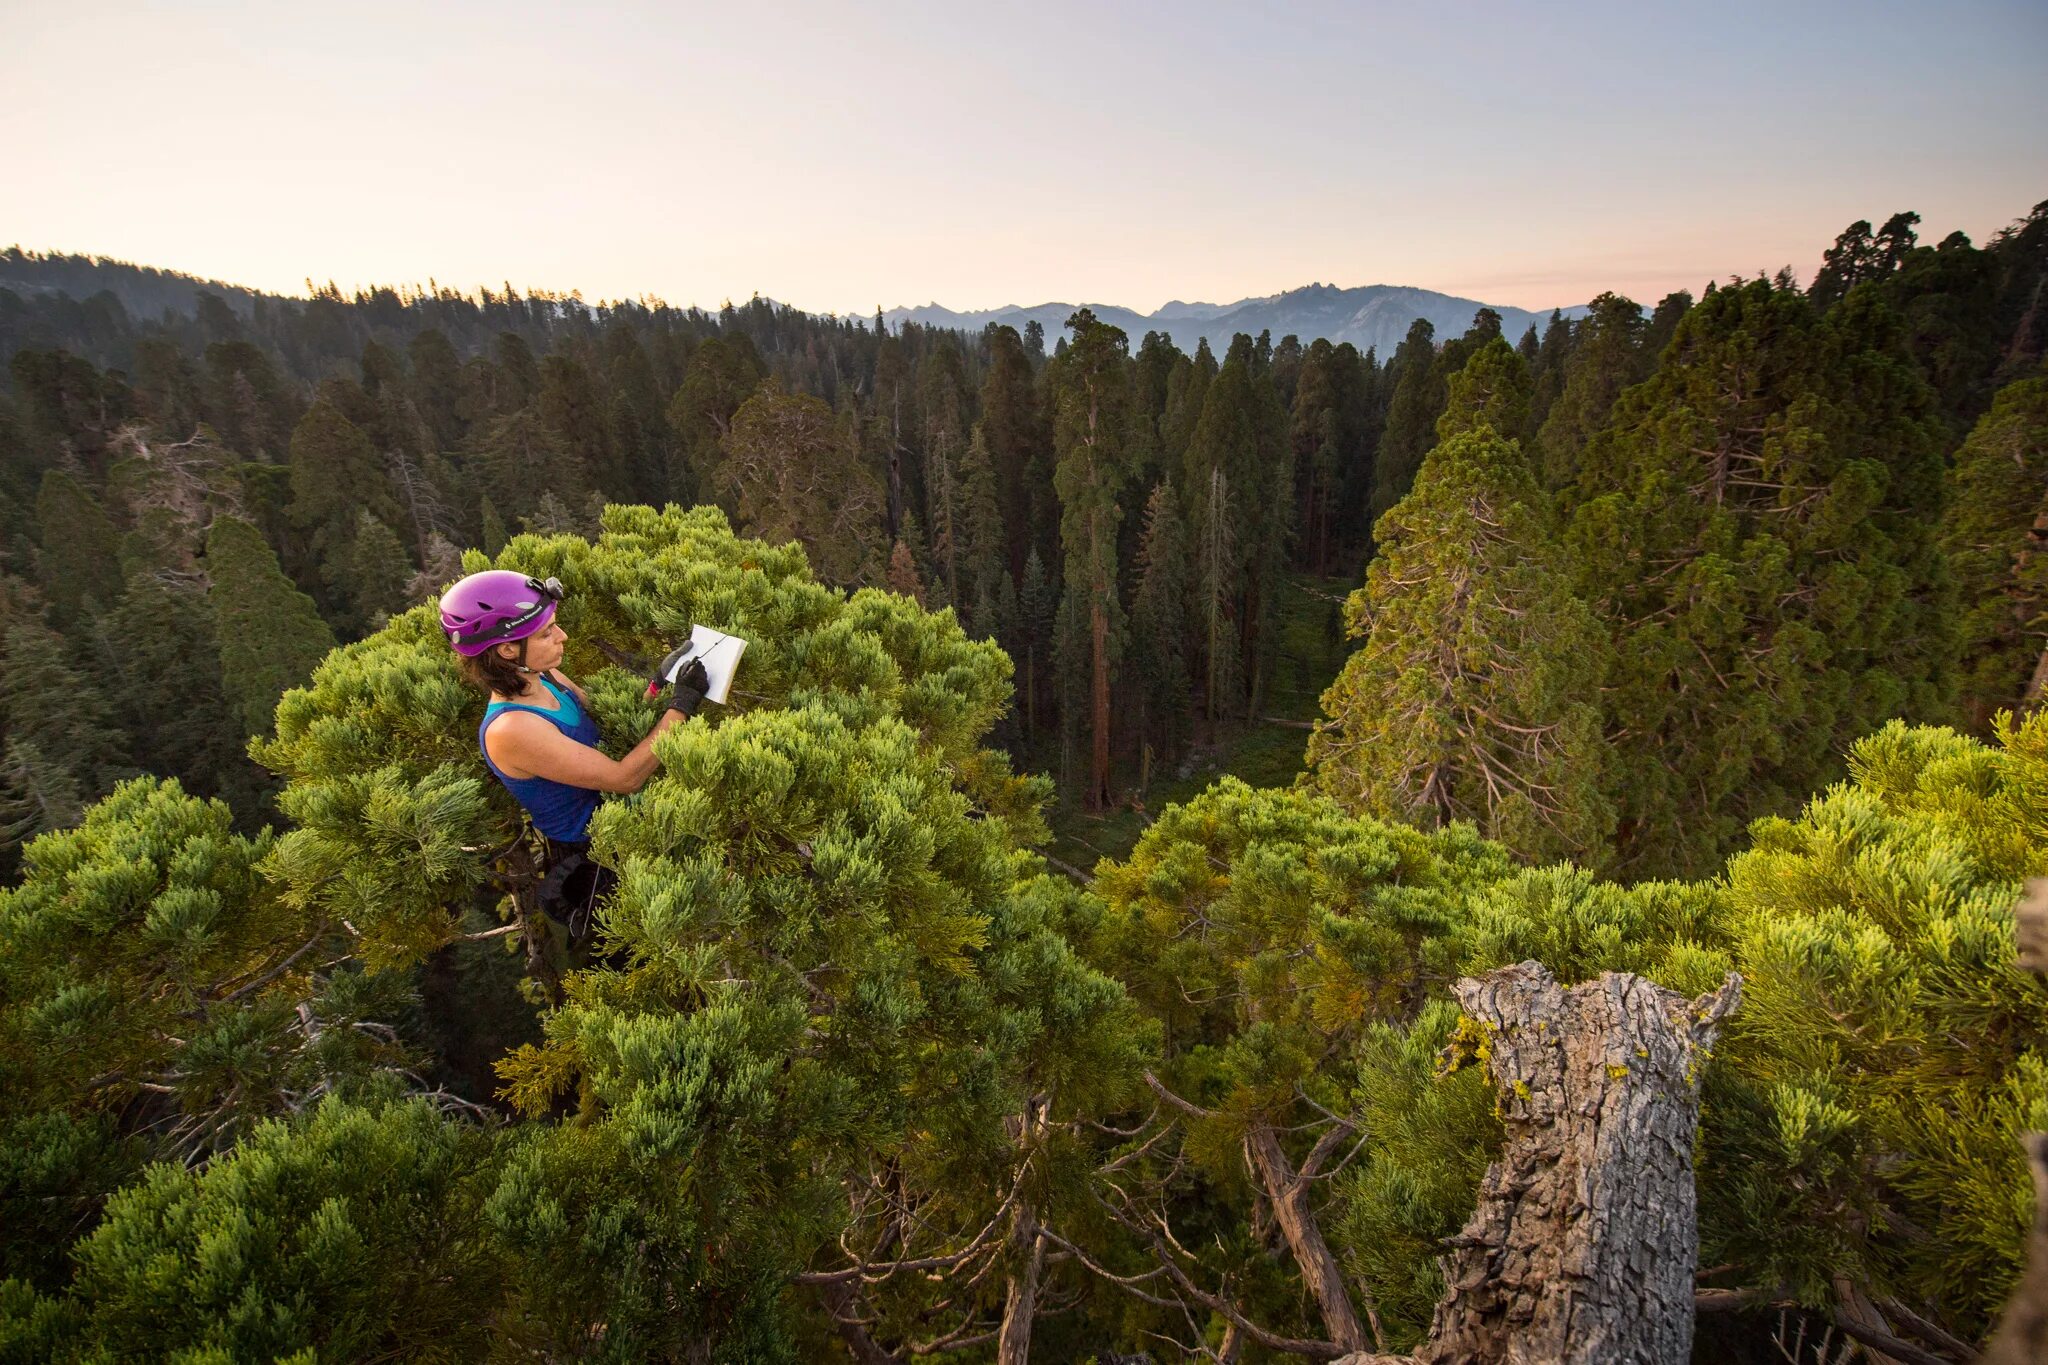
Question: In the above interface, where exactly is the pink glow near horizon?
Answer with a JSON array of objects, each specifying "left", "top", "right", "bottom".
[{"left": 5, "top": 1, "right": 2044, "bottom": 317}]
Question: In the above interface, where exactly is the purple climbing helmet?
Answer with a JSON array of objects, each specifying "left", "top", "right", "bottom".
[{"left": 439, "top": 570, "right": 564, "bottom": 657}]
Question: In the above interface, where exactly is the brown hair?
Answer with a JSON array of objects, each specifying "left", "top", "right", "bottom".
[{"left": 459, "top": 645, "right": 529, "bottom": 698}]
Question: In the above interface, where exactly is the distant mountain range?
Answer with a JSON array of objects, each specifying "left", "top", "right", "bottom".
[{"left": 880, "top": 283, "right": 1591, "bottom": 358}]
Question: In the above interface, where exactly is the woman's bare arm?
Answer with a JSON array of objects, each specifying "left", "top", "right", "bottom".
[{"left": 485, "top": 708, "right": 684, "bottom": 793}]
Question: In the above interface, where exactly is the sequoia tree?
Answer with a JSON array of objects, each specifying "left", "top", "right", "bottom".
[
  {"left": 1568, "top": 277, "right": 1952, "bottom": 878},
  {"left": 1310, "top": 421, "right": 1613, "bottom": 867},
  {"left": 1047, "top": 310, "right": 1134, "bottom": 809},
  {"left": 1942, "top": 364, "right": 2048, "bottom": 723}
]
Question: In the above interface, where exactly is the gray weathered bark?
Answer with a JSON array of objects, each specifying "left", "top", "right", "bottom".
[
  {"left": 1339, "top": 962, "right": 1740, "bottom": 1365},
  {"left": 997, "top": 1098, "right": 1049, "bottom": 1365},
  {"left": 995, "top": 1195, "right": 1044, "bottom": 1365},
  {"left": 1985, "top": 1132, "right": 2048, "bottom": 1365}
]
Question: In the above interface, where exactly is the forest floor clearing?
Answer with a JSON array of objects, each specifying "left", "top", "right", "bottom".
[{"left": 1044, "top": 570, "right": 1354, "bottom": 871}]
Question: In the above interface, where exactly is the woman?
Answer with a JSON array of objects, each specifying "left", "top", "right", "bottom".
[{"left": 439, "top": 569, "right": 709, "bottom": 946}]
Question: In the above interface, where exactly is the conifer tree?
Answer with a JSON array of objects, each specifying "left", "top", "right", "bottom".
[
  {"left": 99, "top": 575, "right": 260, "bottom": 812},
  {"left": 717, "top": 382, "right": 885, "bottom": 586},
  {"left": 1047, "top": 310, "right": 1134, "bottom": 809},
  {"left": 979, "top": 325, "right": 1046, "bottom": 581},
  {"left": 887, "top": 537, "right": 926, "bottom": 605},
  {"left": 205, "top": 516, "right": 337, "bottom": 739},
  {"left": 667, "top": 335, "right": 763, "bottom": 503},
  {"left": 956, "top": 426, "right": 1008, "bottom": 639},
  {"left": 1126, "top": 481, "right": 1192, "bottom": 783},
  {"left": 1309, "top": 427, "right": 1613, "bottom": 865},
  {"left": 1086, "top": 780, "right": 1518, "bottom": 1355},
  {"left": 1641, "top": 290, "right": 1694, "bottom": 374},
  {"left": 1435, "top": 336, "right": 1532, "bottom": 443},
  {"left": 1371, "top": 318, "right": 1442, "bottom": 521},
  {"left": 1941, "top": 364, "right": 2048, "bottom": 723},
  {"left": 490, "top": 332, "right": 541, "bottom": 413},
  {"left": 1522, "top": 309, "right": 1574, "bottom": 443},
  {"left": 0, "top": 736, "right": 84, "bottom": 867},
  {"left": 32, "top": 469, "right": 123, "bottom": 627},
  {"left": 1536, "top": 292, "right": 1645, "bottom": 490},
  {"left": 1017, "top": 547, "right": 1055, "bottom": 738},
  {"left": 1183, "top": 335, "right": 1291, "bottom": 720},
  {"left": 538, "top": 353, "right": 627, "bottom": 499},
  {"left": 1567, "top": 277, "right": 1951, "bottom": 877},
  {"left": 470, "top": 408, "right": 583, "bottom": 528},
  {"left": 1699, "top": 714, "right": 2048, "bottom": 1340},
  {"left": 51, "top": 1095, "right": 500, "bottom": 1361},
  {"left": 405, "top": 328, "right": 466, "bottom": 450},
  {"left": 287, "top": 399, "right": 403, "bottom": 607},
  {"left": 478, "top": 492, "right": 508, "bottom": 556},
  {"left": 323, "top": 509, "right": 415, "bottom": 637},
  {"left": 1291, "top": 338, "right": 1371, "bottom": 573},
  {"left": 0, "top": 616, "right": 131, "bottom": 807}
]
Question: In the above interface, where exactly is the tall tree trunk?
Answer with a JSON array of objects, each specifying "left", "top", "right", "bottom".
[
  {"left": 1341, "top": 963, "right": 1740, "bottom": 1365},
  {"left": 1090, "top": 597, "right": 1110, "bottom": 810}
]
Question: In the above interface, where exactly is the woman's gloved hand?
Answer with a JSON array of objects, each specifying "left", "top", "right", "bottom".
[
  {"left": 666, "top": 658, "right": 711, "bottom": 717},
  {"left": 648, "top": 644, "right": 692, "bottom": 696}
]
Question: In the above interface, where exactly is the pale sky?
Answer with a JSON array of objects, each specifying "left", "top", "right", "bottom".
[{"left": 6, "top": 0, "right": 2045, "bottom": 316}]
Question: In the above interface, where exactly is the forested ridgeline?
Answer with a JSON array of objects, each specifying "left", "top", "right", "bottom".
[{"left": 0, "top": 202, "right": 2046, "bottom": 1360}]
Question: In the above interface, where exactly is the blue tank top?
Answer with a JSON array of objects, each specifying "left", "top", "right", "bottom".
[{"left": 479, "top": 675, "right": 605, "bottom": 842}]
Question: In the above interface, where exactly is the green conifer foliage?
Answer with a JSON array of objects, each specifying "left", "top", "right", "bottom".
[
  {"left": 0, "top": 737, "right": 85, "bottom": 868},
  {"left": 1087, "top": 780, "right": 1515, "bottom": 1348},
  {"left": 253, "top": 505, "right": 1045, "bottom": 972},
  {"left": 32, "top": 469, "right": 123, "bottom": 626},
  {"left": 0, "top": 780, "right": 285, "bottom": 1129},
  {"left": 204, "top": 516, "right": 337, "bottom": 741},
  {"left": 0, "top": 616, "right": 131, "bottom": 807},
  {"left": 956, "top": 426, "right": 1008, "bottom": 639},
  {"left": 1048, "top": 310, "right": 1136, "bottom": 808},
  {"left": 1435, "top": 336, "right": 1532, "bottom": 444},
  {"left": 1700, "top": 715, "right": 2048, "bottom": 1336},
  {"left": 405, "top": 328, "right": 467, "bottom": 450},
  {"left": 1292, "top": 338, "right": 1372, "bottom": 572},
  {"left": 1182, "top": 335, "right": 1291, "bottom": 721},
  {"left": 977, "top": 326, "right": 1043, "bottom": 581},
  {"left": 58, "top": 1095, "right": 499, "bottom": 1362},
  {"left": 667, "top": 335, "right": 763, "bottom": 503},
  {"left": 1522, "top": 309, "right": 1574, "bottom": 444},
  {"left": 491, "top": 706, "right": 1144, "bottom": 1354},
  {"left": 322, "top": 508, "right": 415, "bottom": 638},
  {"left": 1127, "top": 481, "right": 1193, "bottom": 782},
  {"left": 1535, "top": 292, "right": 1645, "bottom": 490},
  {"left": 1016, "top": 547, "right": 1055, "bottom": 738},
  {"left": 477, "top": 491, "right": 508, "bottom": 556},
  {"left": 0, "top": 777, "right": 411, "bottom": 1295},
  {"left": 100, "top": 575, "right": 263, "bottom": 814},
  {"left": 471, "top": 408, "right": 584, "bottom": 528},
  {"left": 1568, "top": 278, "right": 1952, "bottom": 878},
  {"left": 1370, "top": 318, "right": 1444, "bottom": 521},
  {"left": 286, "top": 400, "right": 401, "bottom": 582},
  {"left": 1309, "top": 428, "right": 1613, "bottom": 866},
  {"left": 717, "top": 383, "right": 885, "bottom": 586},
  {"left": 538, "top": 353, "right": 626, "bottom": 499},
  {"left": 1941, "top": 365, "right": 2048, "bottom": 724}
]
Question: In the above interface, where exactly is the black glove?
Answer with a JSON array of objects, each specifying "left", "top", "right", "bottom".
[
  {"left": 666, "top": 658, "right": 711, "bottom": 718},
  {"left": 648, "top": 644, "right": 692, "bottom": 697}
]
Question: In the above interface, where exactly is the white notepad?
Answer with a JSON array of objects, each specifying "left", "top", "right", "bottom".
[{"left": 662, "top": 625, "right": 749, "bottom": 705}]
